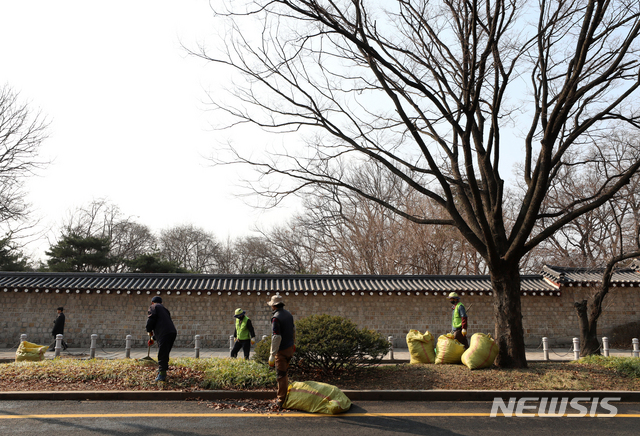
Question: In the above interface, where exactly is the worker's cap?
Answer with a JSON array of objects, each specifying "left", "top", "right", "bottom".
[
  {"left": 56, "top": 306, "right": 64, "bottom": 311},
  {"left": 151, "top": 296, "right": 162, "bottom": 304},
  {"left": 266, "top": 295, "right": 284, "bottom": 307},
  {"left": 234, "top": 308, "right": 246, "bottom": 318},
  {"left": 447, "top": 292, "right": 460, "bottom": 300}
]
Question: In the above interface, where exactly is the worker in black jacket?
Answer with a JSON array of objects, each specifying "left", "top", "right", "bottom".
[
  {"left": 267, "top": 295, "right": 295, "bottom": 409},
  {"left": 146, "top": 296, "right": 177, "bottom": 382},
  {"left": 49, "top": 307, "right": 68, "bottom": 351}
]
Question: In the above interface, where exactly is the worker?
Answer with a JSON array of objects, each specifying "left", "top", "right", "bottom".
[
  {"left": 448, "top": 292, "right": 469, "bottom": 349},
  {"left": 49, "top": 306, "right": 68, "bottom": 351},
  {"left": 146, "top": 296, "right": 177, "bottom": 382},
  {"left": 230, "top": 308, "right": 256, "bottom": 360},
  {"left": 267, "top": 295, "right": 295, "bottom": 409}
]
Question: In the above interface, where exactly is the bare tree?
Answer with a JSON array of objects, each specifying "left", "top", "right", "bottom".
[
  {"left": 533, "top": 133, "right": 640, "bottom": 355},
  {"left": 0, "top": 84, "right": 48, "bottom": 233},
  {"left": 297, "top": 161, "right": 484, "bottom": 274},
  {"left": 259, "top": 221, "right": 322, "bottom": 274},
  {"left": 198, "top": 1, "right": 640, "bottom": 367},
  {"left": 60, "top": 199, "right": 157, "bottom": 272},
  {"left": 215, "top": 236, "right": 241, "bottom": 274},
  {"left": 159, "top": 224, "right": 220, "bottom": 273},
  {"left": 574, "top": 241, "right": 640, "bottom": 356},
  {"left": 232, "top": 235, "right": 273, "bottom": 274}
]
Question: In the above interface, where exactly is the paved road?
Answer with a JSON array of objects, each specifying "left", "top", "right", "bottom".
[{"left": 1, "top": 400, "right": 639, "bottom": 435}]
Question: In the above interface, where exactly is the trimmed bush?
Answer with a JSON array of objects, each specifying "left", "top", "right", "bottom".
[
  {"left": 297, "top": 314, "right": 389, "bottom": 374},
  {"left": 253, "top": 337, "right": 272, "bottom": 365},
  {"left": 297, "top": 315, "right": 389, "bottom": 374},
  {"left": 253, "top": 315, "right": 390, "bottom": 374}
]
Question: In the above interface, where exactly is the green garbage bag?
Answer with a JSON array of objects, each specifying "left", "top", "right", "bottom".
[
  {"left": 283, "top": 381, "right": 351, "bottom": 414},
  {"left": 15, "top": 341, "right": 48, "bottom": 362}
]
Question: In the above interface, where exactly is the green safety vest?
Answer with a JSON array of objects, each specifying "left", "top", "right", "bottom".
[
  {"left": 235, "top": 316, "right": 251, "bottom": 340},
  {"left": 452, "top": 302, "right": 465, "bottom": 329}
]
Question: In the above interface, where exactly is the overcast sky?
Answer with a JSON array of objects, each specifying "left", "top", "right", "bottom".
[{"left": 1, "top": 1, "right": 295, "bottom": 260}]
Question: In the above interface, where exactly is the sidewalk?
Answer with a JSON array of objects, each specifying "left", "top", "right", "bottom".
[{"left": 1, "top": 346, "right": 636, "bottom": 362}]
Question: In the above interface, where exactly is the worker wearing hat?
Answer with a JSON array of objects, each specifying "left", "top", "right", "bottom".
[
  {"left": 230, "top": 308, "right": 256, "bottom": 360},
  {"left": 146, "top": 296, "right": 177, "bottom": 382},
  {"left": 448, "top": 292, "right": 469, "bottom": 349},
  {"left": 267, "top": 294, "right": 295, "bottom": 409}
]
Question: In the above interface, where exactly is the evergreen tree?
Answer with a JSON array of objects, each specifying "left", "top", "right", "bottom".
[
  {"left": 125, "top": 253, "right": 190, "bottom": 273},
  {"left": 46, "top": 234, "right": 113, "bottom": 272},
  {"left": 0, "top": 237, "right": 30, "bottom": 271}
]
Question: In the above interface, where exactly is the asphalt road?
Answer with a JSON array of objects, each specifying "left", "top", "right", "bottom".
[{"left": 2, "top": 400, "right": 640, "bottom": 435}]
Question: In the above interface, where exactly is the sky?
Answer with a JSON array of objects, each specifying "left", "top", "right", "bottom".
[{"left": 1, "top": 1, "right": 295, "bottom": 261}]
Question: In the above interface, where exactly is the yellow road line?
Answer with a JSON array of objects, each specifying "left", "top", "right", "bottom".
[{"left": 1, "top": 412, "right": 640, "bottom": 419}]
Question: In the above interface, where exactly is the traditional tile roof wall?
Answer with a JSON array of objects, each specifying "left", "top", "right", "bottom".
[
  {"left": 3, "top": 268, "right": 639, "bottom": 348},
  {"left": 0, "top": 271, "right": 560, "bottom": 296},
  {"left": 542, "top": 265, "right": 640, "bottom": 287}
]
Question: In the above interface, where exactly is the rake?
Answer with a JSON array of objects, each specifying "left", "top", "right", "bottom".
[{"left": 139, "top": 335, "right": 156, "bottom": 362}]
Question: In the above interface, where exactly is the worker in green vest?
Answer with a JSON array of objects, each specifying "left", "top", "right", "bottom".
[
  {"left": 448, "top": 292, "right": 469, "bottom": 349},
  {"left": 231, "top": 308, "right": 256, "bottom": 359}
]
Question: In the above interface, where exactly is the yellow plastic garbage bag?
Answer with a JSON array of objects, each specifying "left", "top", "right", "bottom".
[
  {"left": 435, "top": 333, "right": 465, "bottom": 364},
  {"left": 461, "top": 333, "right": 499, "bottom": 370},
  {"left": 406, "top": 329, "right": 436, "bottom": 364},
  {"left": 283, "top": 381, "right": 351, "bottom": 414},
  {"left": 15, "top": 341, "right": 48, "bottom": 362}
]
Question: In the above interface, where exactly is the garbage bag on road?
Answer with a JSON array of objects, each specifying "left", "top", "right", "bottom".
[
  {"left": 15, "top": 341, "right": 48, "bottom": 362},
  {"left": 283, "top": 381, "right": 351, "bottom": 414},
  {"left": 406, "top": 329, "right": 436, "bottom": 364},
  {"left": 461, "top": 333, "right": 498, "bottom": 370},
  {"left": 435, "top": 334, "right": 465, "bottom": 364}
]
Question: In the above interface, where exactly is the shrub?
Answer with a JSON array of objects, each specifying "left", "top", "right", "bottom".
[
  {"left": 253, "top": 315, "right": 390, "bottom": 375},
  {"left": 296, "top": 314, "right": 389, "bottom": 374},
  {"left": 579, "top": 355, "right": 640, "bottom": 378},
  {"left": 252, "top": 337, "right": 272, "bottom": 365},
  {"left": 200, "top": 358, "right": 276, "bottom": 389}
]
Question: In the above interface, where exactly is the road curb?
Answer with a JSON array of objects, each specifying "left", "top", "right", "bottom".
[{"left": 1, "top": 390, "right": 638, "bottom": 402}]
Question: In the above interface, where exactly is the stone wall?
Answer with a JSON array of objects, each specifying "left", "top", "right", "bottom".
[{"left": 1, "top": 286, "right": 638, "bottom": 349}]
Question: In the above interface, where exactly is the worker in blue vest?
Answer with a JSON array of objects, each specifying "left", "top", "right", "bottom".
[
  {"left": 448, "top": 292, "right": 469, "bottom": 349},
  {"left": 231, "top": 308, "right": 256, "bottom": 360}
]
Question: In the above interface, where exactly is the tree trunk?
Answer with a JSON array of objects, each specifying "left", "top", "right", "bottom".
[
  {"left": 574, "top": 299, "right": 601, "bottom": 356},
  {"left": 491, "top": 265, "right": 528, "bottom": 368}
]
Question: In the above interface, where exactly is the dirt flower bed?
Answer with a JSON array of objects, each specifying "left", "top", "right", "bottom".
[{"left": 1, "top": 358, "right": 639, "bottom": 392}]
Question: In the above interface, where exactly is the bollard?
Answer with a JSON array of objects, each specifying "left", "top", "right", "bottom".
[
  {"left": 90, "top": 334, "right": 97, "bottom": 359},
  {"left": 20, "top": 333, "right": 27, "bottom": 344},
  {"left": 573, "top": 337, "right": 580, "bottom": 360},
  {"left": 195, "top": 335, "right": 201, "bottom": 359},
  {"left": 602, "top": 337, "right": 609, "bottom": 357},
  {"left": 125, "top": 335, "right": 132, "bottom": 358},
  {"left": 55, "top": 334, "right": 63, "bottom": 358},
  {"left": 633, "top": 338, "right": 639, "bottom": 358},
  {"left": 388, "top": 336, "right": 394, "bottom": 360},
  {"left": 542, "top": 337, "right": 549, "bottom": 361},
  {"left": 230, "top": 335, "right": 235, "bottom": 351}
]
